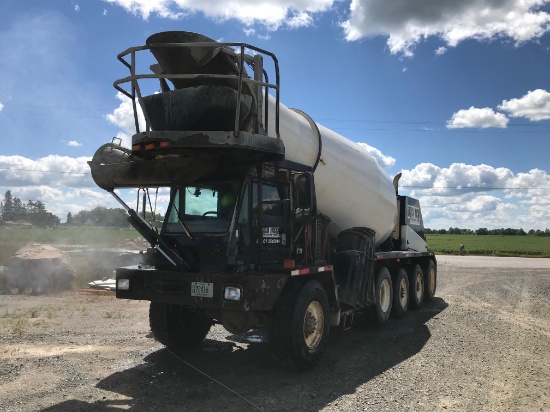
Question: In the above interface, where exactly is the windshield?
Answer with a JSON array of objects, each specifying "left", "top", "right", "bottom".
[{"left": 164, "top": 181, "right": 240, "bottom": 234}]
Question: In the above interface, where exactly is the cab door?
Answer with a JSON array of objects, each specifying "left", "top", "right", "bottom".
[{"left": 251, "top": 181, "right": 290, "bottom": 264}]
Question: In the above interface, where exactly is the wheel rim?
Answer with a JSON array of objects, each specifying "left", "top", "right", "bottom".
[
  {"left": 415, "top": 274, "right": 424, "bottom": 300},
  {"left": 399, "top": 277, "right": 408, "bottom": 308},
  {"left": 380, "top": 279, "right": 391, "bottom": 312},
  {"left": 303, "top": 301, "right": 324, "bottom": 350}
]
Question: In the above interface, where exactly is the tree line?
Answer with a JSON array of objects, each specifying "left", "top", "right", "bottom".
[
  {"left": 0, "top": 190, "right": 60, "bottom": 227},
  {"left": 67, "top": 207, "right": 162, "bottom": 227},
  {"left": 425, "top": 227, "right": 550, "bottom": 237},
  {"left": 1, "top": 191, "right": 163, "bottom": 228},
  {"left": 67, "top": 207, "right": 129, "bottom": 227}
]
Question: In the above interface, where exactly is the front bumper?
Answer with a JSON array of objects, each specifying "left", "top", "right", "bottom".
[{"left": 115, "top": 265, "right": 289, "bottom": 312}]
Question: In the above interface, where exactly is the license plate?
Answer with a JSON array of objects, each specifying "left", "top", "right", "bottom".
[{"left": 191, "top": 282, "right": 213, "bottom": 298}]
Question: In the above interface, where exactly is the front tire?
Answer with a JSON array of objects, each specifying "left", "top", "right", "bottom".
[
  {"left": 149, "top": 302, "right": 212, "bottom": 349},
  {"left": 268, "top": 281, "right": 330, "bottom": 370}
]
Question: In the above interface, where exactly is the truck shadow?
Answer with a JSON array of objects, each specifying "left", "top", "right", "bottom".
[{"left": 41, "top": 297, "right": 447, "bottom": 412}]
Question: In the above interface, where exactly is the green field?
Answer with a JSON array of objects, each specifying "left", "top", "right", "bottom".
[
  {"left": 426, "top": 234, "right": 550, "bottom": 258},
  {"left": 1, "top": 227, "right": 549, "bottom": 267}
]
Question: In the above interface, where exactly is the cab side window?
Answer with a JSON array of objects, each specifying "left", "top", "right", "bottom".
[{"left": 252, "top": 183, "right": 284, "bottom": 226}]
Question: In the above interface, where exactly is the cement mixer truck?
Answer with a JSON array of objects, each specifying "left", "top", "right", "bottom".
[{"left": 88, "top": 31, "right": 437, "bottom": 370}]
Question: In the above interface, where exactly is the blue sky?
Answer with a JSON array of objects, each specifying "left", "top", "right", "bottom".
[{"left": 0, "top": 0, "right": 549, "bottom": 230}]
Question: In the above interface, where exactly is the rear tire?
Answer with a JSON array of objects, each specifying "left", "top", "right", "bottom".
[
  {"left": 149, "top": 302, "right": 212, "bottom": 349},
  {"left": 423, "top": 259, "right": 437, "bottom": 301},
  {"left": 409, "top": 265, "right": 424, "bottom": 309},
  {"left": 392, "top": 268, "right": 409, "bottom": 318},
  {"left": 268, "top": 281, "right": 330, "bottom": 370},
  {"left": 371, "top": 267, "right": 393, "bottom": 325}
]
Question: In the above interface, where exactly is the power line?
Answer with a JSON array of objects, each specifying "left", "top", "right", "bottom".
[
  {"left": 401, "top": 185, "right": 550, "bottom": 190},
  {"left": 327, "top": 127, "right": 550, "bottom": 134},
  {"left": 318, "top": 119, "right": 550, "bottom": 128}
]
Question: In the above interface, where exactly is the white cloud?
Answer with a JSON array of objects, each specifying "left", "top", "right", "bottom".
[
  {"left": 67, "top": 140, "right": 82, "bottom": 147},
  {"left": 356, "top": 142, "right": 396, "bottom": 169},
  {"left": 462, "top": 195, "right": 501, "bottom": 212},
  {"left": 0, "top": 102, "right": 4, "bottom": 112},
  {"left": 342, "top": 0, "right": 550, "bottom": 56},
  {"left": 104, "top": 0, "right": 175, "bottom": 19},
  {"left": 74, "top": 4, "right": 80, "bottom": 12},
  {"left": 106, "top": 92, "right": 144, "bottom": 134},
  {"left": 401, "top": 163, "right": 515, "bottom": 194},
  {"left": 435, "top": 46, "right": 447, "bottom": 56},
  {"left": 419, "top": 194, "right": 522, "bottom": 230},
  {"left": 498, "top": 89, "right": 550, "bottom": 121},
  {"left": 243, "top": 28, "right": 255, "bottom": 37},
  {"left": 0, "top": 155, "right": 94, "bottom": 188},
  {"left": 447, "top": 107, "right": 508, "bottom": 128},
  {"left": 0, "top": 155, "right": 130, "bottom": 220},
  {"left": 287, "top": 11, "right": 314, "bottom": 28},
  {"left": 399, "top": 163, "right": 550, "bottom": 230},
  {"left": 105, "top": 0, "right": 334, "bottom": 29}
]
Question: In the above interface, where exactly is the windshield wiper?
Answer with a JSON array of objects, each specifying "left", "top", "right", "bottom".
[{"left": 171, "top": 202, "right": 195, "bottom": 241}]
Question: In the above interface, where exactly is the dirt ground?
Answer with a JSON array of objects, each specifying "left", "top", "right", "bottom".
[{"left": 0, "top": 256, "right": 549, "bottom": 412}]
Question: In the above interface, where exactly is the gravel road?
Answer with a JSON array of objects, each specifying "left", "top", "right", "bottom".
[{"left": 0, "top": 255, "right": 548, "bottom": 411}]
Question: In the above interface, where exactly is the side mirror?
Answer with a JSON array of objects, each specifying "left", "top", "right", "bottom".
[{"left": 293, "top": 174, "right": 316, "bottom": 224}]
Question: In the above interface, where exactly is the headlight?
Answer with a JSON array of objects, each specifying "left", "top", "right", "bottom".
[
  {"left": 224, "top": 286, "right": 242, "bottom": 301},
  {"left": 117, "top": 278, "right": 130, "bottom": 290}
]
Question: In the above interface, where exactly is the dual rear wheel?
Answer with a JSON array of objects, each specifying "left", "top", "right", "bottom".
[
  {"left": 371, "top": 267, "right": 393, "bottom": 325},
  {"left": 409, "top": 264, "right": 425, "bottom": 309},
  {"left": 392, "top": 268, "right": 409, "bottom": 318},
  {"left": 372, "top": 260, "right": 437, "bottom": 325}
]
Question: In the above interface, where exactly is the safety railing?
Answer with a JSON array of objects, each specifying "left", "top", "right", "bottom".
[{"left": 113, "top": 40, "right": 281, "bottom": 140}]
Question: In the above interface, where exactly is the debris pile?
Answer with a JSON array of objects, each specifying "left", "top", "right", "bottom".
[{"left": 6, "top": 244, "right": 75, "bottom": 294}]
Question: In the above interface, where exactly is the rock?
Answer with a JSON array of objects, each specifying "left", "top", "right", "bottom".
[{"left": 6, "top": 244, "right": 76, "bottom": 294}]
